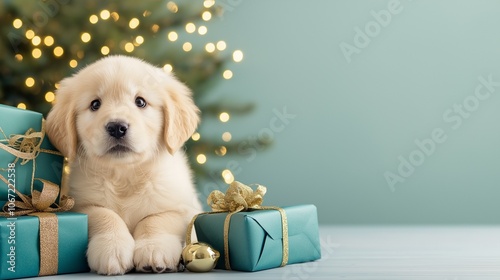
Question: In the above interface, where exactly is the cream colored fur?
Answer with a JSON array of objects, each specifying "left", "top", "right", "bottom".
[{"left": 45, "top": 55, "right": 202, "bottom": 275}]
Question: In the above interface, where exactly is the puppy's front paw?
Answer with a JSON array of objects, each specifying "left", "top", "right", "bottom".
[
  {"left": 134, "top": 234, "right": 182, "bottom": 273},
  {"left": 87, "top": 232, "right": 135, "bottom": 275}
]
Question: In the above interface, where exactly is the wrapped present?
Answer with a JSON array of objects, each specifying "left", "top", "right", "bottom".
[
  {"left": 0, "top": 212, "right": 89, "bottom": 279},
  {"left": 186, "top": 181, "right": 321, "bottom": 272},
  {"left": 0, "top": 105, "right": 88, "bottom": 278},
  {"left": 0, "top": 104, "right": 64, "bottom": 205}
]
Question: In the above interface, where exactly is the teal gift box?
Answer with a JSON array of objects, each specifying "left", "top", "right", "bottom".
[
  {"left": 194, "top": 204, "right": 321, "bottom": 272},
  {"left": 0, "top": 104, "right": 64, "bottom": 205},
  {"left": 0, "top": 212, "right": 89, "bottom": 279}
]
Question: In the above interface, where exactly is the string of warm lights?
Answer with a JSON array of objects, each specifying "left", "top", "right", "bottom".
[{"left": 9, "top": 0, "right": 244, "bottom": 184}]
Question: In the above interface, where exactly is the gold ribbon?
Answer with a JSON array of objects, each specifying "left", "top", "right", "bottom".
[
  {"left": 1, "top": 120, "right": 71, "bottom": 276},
  {"left": 30, "top": 212, "right": 59, "bottom": 276},
  {"left": 1, "top": 179, "right": 75, "bottom": 216},
  {"left": 186, "top": 181, "right": 289, "bottom": 270}
]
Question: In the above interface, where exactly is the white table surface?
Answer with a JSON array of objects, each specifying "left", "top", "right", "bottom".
[{"left": 27, "top": 226, "right": 500, "bottom": 280}]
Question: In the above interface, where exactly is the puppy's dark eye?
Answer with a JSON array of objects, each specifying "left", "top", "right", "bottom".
[
  {"left": 90, "top": 99, "right": 101, "bottom": 111},
  {"left": 135, "top": 97, "right": 147, "bottom": 108}
]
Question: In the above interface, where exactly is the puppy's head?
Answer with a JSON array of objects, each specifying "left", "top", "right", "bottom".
[{"left": 46, "top": 55, "right": 199, "bottom": 164}]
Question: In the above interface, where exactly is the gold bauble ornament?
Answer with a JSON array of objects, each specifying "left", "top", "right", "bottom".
[{"left": 181, "top": 242, "right": 220, "bottom": 272}]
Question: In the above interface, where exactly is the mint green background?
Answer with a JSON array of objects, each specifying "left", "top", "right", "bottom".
[{"left": 198, "top": 0, "right": 500, "bottom": 224}]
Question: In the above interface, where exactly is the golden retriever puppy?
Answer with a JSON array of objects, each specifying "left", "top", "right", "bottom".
[{"left": 46, "top": 55, "right": 202, "bottom": 275}]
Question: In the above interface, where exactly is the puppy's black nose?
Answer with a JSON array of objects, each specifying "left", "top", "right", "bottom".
[{"left": 106, "top": 122, "right": 128, "bottom": 139}]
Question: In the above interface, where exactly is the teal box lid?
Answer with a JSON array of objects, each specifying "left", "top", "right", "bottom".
[
  {"left": 194, "top": 204, "right": 321, "bottom": 272},
  {"left": 0, "top": 104, "right": 64, "bottom": 203},
  {"left": 0, "top": 212, "right": 89, "bottom": 279}
]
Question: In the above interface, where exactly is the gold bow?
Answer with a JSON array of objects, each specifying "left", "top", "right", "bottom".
[
  {"left": 0, "top": 120, "right": 62, "bottom": 187},
  {"left": 0, "top": 127, "right": 43, "bottom": 164},
  {"left": 0, "top": 120, "right": 62, "bottom": 161},
  {"left": 186, "top": 181, "right": 288, "bottom": 270},
  {"left": 208, "top": 181, "right": 267, "bottom": 212},
  {"left": 1, "top": 179, "right": 74, "bottom": 216}
]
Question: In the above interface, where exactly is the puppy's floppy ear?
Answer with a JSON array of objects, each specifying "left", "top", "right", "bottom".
[
  {"left": 45, "top": 77, "right": 78, "bottom": 161},
  {"left": 162, "top": 73, "right": 200, "bottom": 155}
]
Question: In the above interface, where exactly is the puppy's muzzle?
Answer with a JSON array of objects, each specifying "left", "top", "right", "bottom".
[{"left": 106, "top": 121, "right": 129, "bottom": 139}]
